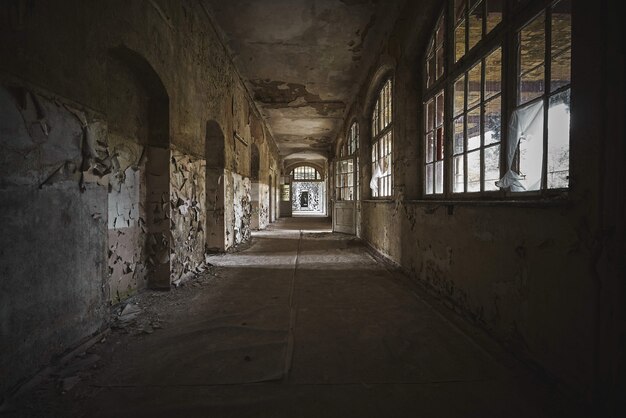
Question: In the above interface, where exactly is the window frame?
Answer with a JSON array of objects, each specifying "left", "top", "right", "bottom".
[
  {"left": 370, "top": 78, "right": 394, "bottom": 199},
  {"left": 291, "top": 165, "right": 321, "bottom": 181},
  {"left": 335, "top": 120, "right": 360, "bottom": 201},
  {"left": 421, "top": 0, "right": 571, "bottom": 200}
]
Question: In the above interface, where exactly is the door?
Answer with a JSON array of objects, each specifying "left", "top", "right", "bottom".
[{"left": 333, "top": 157, "right": 356, "bottom": 234}]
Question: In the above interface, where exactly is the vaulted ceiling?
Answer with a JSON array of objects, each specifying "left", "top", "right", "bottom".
[{"left": 203, "top": 0, "right": 406, "bottom": 162}]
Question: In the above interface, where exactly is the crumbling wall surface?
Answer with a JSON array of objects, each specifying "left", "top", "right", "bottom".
[
  {"left": 107, "top": 162, "right": 147, "bottom": 303},
  {"left": 0, "top": 85, "right": 109, "bottom": 394},
  {"left": 222, "top": 172, "right": 251, "bottom": 249},
  {"left": 0, "top": 0, "right": 283, "bottom": 394},
  {"left": 232, "top": 173, "right": 252, "bottom": 245},
  {"left": 170, "top": 149, "right": 206, "bottom": 282},
  {"left": 258, "top": 183, "right": 270, "bottom": 228}
]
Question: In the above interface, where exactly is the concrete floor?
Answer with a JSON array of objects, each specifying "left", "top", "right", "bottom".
[{"left": 7, "top": 217, "right": 585, "bottom": 417}]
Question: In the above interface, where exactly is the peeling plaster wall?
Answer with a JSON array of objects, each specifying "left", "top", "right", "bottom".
[
  {"left": 170, "top": 148, "right": 206, "bottom": 283},
  {"left": 107, "top": 163, "right": 147, "bottom": 303},
  {"left": 344, "top": 0, "right": 621, "bottom": 408},
  {"left": 0, "top": 0, "right": 280, "bottom": 394},
  {"left": 0, "top": 85, "right": 109, "bottom": 395},
  {"left": 231, "top": 173, "right": 252, "bottom": 246}
]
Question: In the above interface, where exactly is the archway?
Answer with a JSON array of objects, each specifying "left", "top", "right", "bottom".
[
  {"left": 106, "top": 45, "right": 171, "bottom": 298},
  {"left": 289, "top": 165, "right": 326, "bottom": 216}
]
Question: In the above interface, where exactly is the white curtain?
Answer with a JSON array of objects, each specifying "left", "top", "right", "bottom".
[{"left": 496, "top": 100, "right": 544, "bottom": 192}]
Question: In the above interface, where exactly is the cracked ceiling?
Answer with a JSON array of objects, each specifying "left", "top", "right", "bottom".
[{"left": 204, "top": 0, "right": 405, "bottom": 161}]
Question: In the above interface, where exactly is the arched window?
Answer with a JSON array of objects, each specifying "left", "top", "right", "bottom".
[
  {"left": 291, "top": 166, "right": 321, "bottom": 181},
  {"left": 423, "top": 0, "right": 570, "bottom": 196},
  {"left": 371, "top": 79, "right": 393, "bottom": 198},
  {"left": 336, "top": 122, "right": 359, "bottom": 201}
]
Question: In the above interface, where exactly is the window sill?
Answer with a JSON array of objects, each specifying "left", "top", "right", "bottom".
[
  {"left": 362, "top": 199, "right": 394, "bottom": 203},
  {"left": 404, "top": 196, "right": 571, "bottom": 208}
]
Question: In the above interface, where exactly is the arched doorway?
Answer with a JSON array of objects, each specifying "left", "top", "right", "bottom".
[{"left": 290, "top": 165, "right": 326, "bottom": 216}]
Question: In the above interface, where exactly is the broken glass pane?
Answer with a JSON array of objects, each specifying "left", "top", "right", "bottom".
[{"left": 547, "top": 88, "right": 570, "bottom": 188}]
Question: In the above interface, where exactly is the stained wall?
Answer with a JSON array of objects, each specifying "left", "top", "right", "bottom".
[{"left": 0, "top": 0, "right": 280, "bottom": 395}]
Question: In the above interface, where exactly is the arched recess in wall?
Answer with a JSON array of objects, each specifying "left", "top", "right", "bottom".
[
  {"left": 205, "top": 120, "right": 227, "bottom": 251},
  {"left": 106, "top": 45, "right": 171, "bottom": 296},
  {"left": 250, "top": 143, "right": 260, "bottom": 181}
]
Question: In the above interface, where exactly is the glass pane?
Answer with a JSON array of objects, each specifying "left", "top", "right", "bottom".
[
  {"left": 454, "top": 116, "right": 465, "bottom": 155},
  {"left": 467, "top": 150, "right": 481, "bottom": 192},
  {"left": 426, "top": 164, "right": 434, "bottom": 195},
  {"left": 426, "top": 133, "right": 435, "bottom": 163},
  {"left": 426, "top": 100, "right": 435, "bottom": 132},
  {"left": 455, "top": 22, "right": 466, "bottom": 62},
  {"left": 436, "top": 46, "right": 445, "bottom": 80},
  {"left": 436, "top": 92, "right": 445, "bottom": 127},
  {"left": 454, "top": 75, "right": 465, "bottom": 116},
  {"left": 484, "top": 96, "right": 501, "bottom": 145},
  {"left": 453, "top": 155, "right": 465, "bottom": 193},
  {"left": 468, "top": 63, "right": 481, "bottom": 108},
  {"left": 427, "top": 57, "right": 436, "bottom": 88},
  {"left": 436, "top": 15, "right": 445, "bottom": 47},
  {"left": 484, "top": 145, "right": 500, "bottom": 191},
  {"left": 551, "top": 48, "right": 571, "bottom": 91},
  {"left": 486, "top": 0, "right": 503, "bottom": 33},
  {"left": 455, "top": 0, "right": 467, "bottom": 23},
  {"left": 517, "top": 103, "right": 544, "bottom": 191},
  {"left": 435, "top": 161, "right": 444, "bottom": 194},
  {"left": 426, "top": 36, "right": 434, "bottom": 59},
  {"left": 552, "top": 0, "right": 572, "bottom": 55},
  {"left": 520, "top": 13, "right": 546, "bottom": 75},
  {"left": 468, "top": 2, "right": 483, "bottom": 50},
  {"left": 519, "top": 64, "right": 545, "bottom": 105},
  {"left": 467, "top": 106, "right": 481, "bottom": 150},
  {"left": 484, "top": 47, "right": 502, "bottom": 100},
  {"left": 548, "top": 89, "right": 570, "bottom": 188},
  {"left": 436, "top": 127, "right": 445, "bottom": 161}
]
